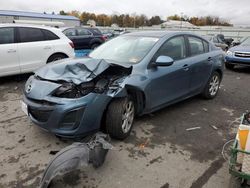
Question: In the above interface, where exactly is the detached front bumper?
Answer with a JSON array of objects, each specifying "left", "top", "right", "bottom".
[
  {"left": 23, "top": 93, "right": 111, "bottom": 138},
  {"left": 225, "top": 56, "right": 250, "bottom": 66}
]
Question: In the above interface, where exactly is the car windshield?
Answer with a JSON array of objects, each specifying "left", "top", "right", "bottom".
[
  {"left": 89, "top": 36, "right": 159, "bottom": 64},
  {"left": 241, "top": 37, "right": 250, "bottom": 45}
]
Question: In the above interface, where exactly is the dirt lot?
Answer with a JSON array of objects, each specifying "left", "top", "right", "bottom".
[{"left": 0, "top": 67, "right": 249, "bottom": 188}]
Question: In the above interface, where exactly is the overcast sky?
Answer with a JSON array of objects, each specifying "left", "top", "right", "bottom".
[{"left": 1, "top": 0, "right": 250, "bottom": 26}]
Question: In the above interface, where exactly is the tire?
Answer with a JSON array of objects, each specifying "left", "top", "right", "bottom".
[
  {"left": 47, "top": 54, "right": 67, "bottom": 63},
  {"left": 202, "top": 71, "right": 221, "bottom": 99},
  {"left": 105, "top": 97, "right": 135, "bottom": 140},
  {"left": 91, "top": 43, "right": 100, "bottom": 49},
  {"left": 225, "top": 62, "right": 235, "bottom": 70}
]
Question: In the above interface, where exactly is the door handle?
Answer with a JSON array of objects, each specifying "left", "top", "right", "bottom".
[
  {"left": 44, "top": 46, "right": 51, "bottom": 50},
  {"left": 7, "top": 49, "right": 16, "bottom": 53},
  {"left": 208, "top": 57, "right": 212, "bottom": 61},
  {"left": 183, "top": 64, "right": 189, "bottom": 71}
]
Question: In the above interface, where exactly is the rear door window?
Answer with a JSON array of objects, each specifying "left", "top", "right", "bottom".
[
  {"left": 0, "top": 27, "right": 15, "bottom": 44},
  {"left": 77, "top": 28, "right": 92, "bottom": 36},
  {"left": 188, "top": 37, "right": 205, "bottom": 56},
  {"left": 42, "top": 29, "right": 59, "bottom": 40},
  {"left": 63, "top": 28, "right": 77, "bottom": 36},
  {"left": 19, "top": 27, "right": 45, "bottom": 43}
]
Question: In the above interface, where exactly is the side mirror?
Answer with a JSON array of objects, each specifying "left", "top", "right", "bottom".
[{"left": 154, "top": 56, "right": 174, "bottom": 67}]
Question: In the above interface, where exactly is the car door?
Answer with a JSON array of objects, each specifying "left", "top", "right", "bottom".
[
  {"left": 0, "top": 27, "right": 20, "bottom": 77},
  {"left": 146, "top": 35, "right": 191, "bottom": 110},
  {"left": 187, "top": 36, "right": 213, "bottom": 93},
  {"left": 75, "top": 28, "right": 93, "bottom": 49},
  {"left": 17, "top": 27, "right": 54, "bottom": 73}
]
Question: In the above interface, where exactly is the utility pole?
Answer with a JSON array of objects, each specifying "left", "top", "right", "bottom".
[
  {"left": 180, "top": 12, "right": 183, "bottom": 29},
  {"left": 134, "top": 16, "right": 136, "bottom": 28}
]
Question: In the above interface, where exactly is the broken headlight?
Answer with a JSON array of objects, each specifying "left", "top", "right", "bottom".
[
  {"left": 53, "top": 82, "right": 95, "bottom": 98},
  {"left": 53, "top": 83, "right": 81, "bottom": 98}
]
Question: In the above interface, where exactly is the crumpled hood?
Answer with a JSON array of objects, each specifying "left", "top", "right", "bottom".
[
  {"left": 35, "top": 58, "right": 131, "bottom": 85},
  {"left": 230, "top": 45, "right": 250, "bottom": 52}
]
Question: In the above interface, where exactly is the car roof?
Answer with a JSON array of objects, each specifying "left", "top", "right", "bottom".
[
  {"left": 61, "top": 27, "right": 100, "bottom": 30},
  {"left": 0, "top": 23, "right": 57, "bottom": 30},
  {"left": 125, "top": 31, "right": 195, "bottom": 38}
]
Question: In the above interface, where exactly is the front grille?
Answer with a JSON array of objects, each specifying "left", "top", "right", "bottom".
[
  {"left": 29, "top": 108, "right": 52, "bottom": 122},
  {"left": 235, "top": 52, "right": 250, "bottom": 58}
]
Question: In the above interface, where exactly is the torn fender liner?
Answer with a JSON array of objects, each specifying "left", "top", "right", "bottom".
[
  {"left": 39, "top": 133, "right": 113, "bottom": 188},
  {"left": 35, "top": 58, "right": 132, "bottom": 85}
]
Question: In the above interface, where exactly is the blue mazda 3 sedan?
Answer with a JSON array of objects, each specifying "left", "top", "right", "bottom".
[
  {"left": 22, "top": 31, "right": 224, "bottom": 140},
  {"left": 225, "top": 37, "right": 250, "bottom": 69}
]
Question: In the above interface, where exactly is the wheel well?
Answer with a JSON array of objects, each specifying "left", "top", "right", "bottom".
[
  {"left": 126, "top": 87, "right": 146, "bottom": 115},
  {"left": 91, "top": 42, "right": 101, "bottom": 47},
  {"left": 214, "top": 69, "right": 223, "bottom": 79},
  {"left": 47, "top": 53, "right": 68, "bottom": 63}
]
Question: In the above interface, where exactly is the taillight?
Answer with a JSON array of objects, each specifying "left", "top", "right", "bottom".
[
  {"left": 101, "top": 35, "right": 107, "bottom": 41},
  {"left": 69, "top": 42, "right": 74, "bottom": 49}
]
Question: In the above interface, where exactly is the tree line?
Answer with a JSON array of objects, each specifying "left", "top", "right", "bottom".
[
  {"left": 59, "top": 10, "right": 232, "bottom": 27},
  {"left": 167, "top": 14, "right": 232, "bottom": 26}
]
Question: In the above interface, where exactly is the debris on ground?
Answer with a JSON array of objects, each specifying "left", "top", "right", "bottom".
[
  {"left": 202, "top": 108, "right": 208, "bottom": 112},
  {"left": 210, "top": 125, "right": 218, "bottom": 130},
  {"left": 139, "top": 138, "right": 150, "bottom": 150},
  {"left": 39, "top": 133, "right": 112, "bottom": 188},
  {"left": 186, "top": 127, "right": 201, "bottom": 131}
]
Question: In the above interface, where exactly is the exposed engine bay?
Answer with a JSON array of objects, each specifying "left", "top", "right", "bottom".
[
  {"left": 32, "top": 59, "right": 132, "bottom": 99},
  {"left": 51, "top": 65, "right": 132, "bottom": 98}
]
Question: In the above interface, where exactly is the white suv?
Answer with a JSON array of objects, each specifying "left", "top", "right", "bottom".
[{"left": 0, "top": 24, "right": 75, "bottom": 77}]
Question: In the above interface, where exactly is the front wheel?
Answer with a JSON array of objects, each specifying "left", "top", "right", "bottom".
[
  {"left": 105, "top": 97, "right": 135, "bottom": 140},
  {"left": 202, "top": 72, "right": 221, "bottom": 99}
]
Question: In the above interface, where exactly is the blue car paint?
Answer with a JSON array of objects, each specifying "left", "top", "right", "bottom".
[
  {"left": 225, "top": 45, "right": 250, "bottom": 66},
  {"left": 24, "top": 31, "right": 224, "bottom": 138}
]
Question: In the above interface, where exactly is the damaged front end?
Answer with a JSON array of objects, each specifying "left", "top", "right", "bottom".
[
  {"left": 23, "top": 58, "right": 132, "bottom": 137},
  {"left": 39, "top": 133, "right": 113, "bottom": 188}
]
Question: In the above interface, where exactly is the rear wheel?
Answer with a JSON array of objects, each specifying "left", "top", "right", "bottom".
[
  {"left": 47, "top": 54, "right": 67, "bottom": 63},
  {"left": 105, "top": 97, "right": 135, "bottom": 140},
  {"left": 202, "top": 72, "right": 221, "bottom": 99},
  {"left": 225, "top": 62, "right": 235, "bottom": 70}
]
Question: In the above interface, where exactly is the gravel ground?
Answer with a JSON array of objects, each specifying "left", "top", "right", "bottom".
[{"left": 0, "top": 67, "right": 249, "bottom": 188}]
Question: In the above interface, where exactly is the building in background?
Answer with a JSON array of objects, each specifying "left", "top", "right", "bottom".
[
  {"left": 158, "top": 20, "right": 197, "bottom": 29},
  {"left": 87, "top": 19, "right": 96, "bottom": 27},
  {"left": 0, "top": 10, "right": 80, "bottom": 27}
]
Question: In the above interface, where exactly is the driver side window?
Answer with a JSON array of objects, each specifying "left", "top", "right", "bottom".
[{"left": 155, "top": 36, "right": 186, "bottom": 61}]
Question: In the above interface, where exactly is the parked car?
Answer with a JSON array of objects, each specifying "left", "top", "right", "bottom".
[
  {"left": 22, "top": 31, "right": 224, "bottom": 140},
  {"left": 217, "top": 34, "right": 234, "bottom": 47},
  {"left": 232, "top": 37, "right": 249, "bottom": 46},
  {"left": 204, "top": 35, "right": 229, "bottom": 51},
  {"left": 0, "top": 24, "right": 75, "bottom": 77},
  {"left": 225, "top": 37, "right": 250, "bottom": 69},
  {"left": 101, "top": 30, "right": 115, "bottom": 39},
  {"left": 62, "top": 27, "right": 107, "bottom": 50}
]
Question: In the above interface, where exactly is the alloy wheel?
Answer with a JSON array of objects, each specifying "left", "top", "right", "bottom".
[
  {"left": 209, "top": 75, "right": 220, "bottom": 96},
  {"left": 121, "top": 101, "right": 135, "bottom": 133}
]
